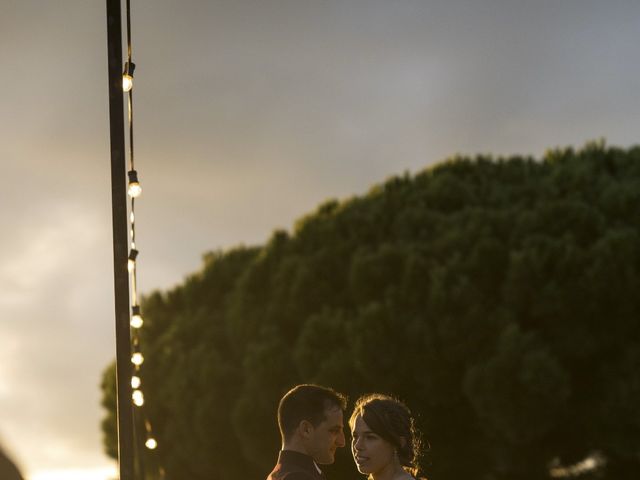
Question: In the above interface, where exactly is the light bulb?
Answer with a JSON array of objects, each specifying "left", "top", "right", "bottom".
[
  {"left": 122, "top": 74, "right": 133, "bottom": 92},
  {"left": 145, "top": 438, "right": 158, "bottom": 450},
  {"left": 132, "top": 389, "right": 144, "bottom": 406},
  {"left": 127, "top": 170, "right": 142, "bottom": 198},
  {"left": 128, "top": 249, "right": 139, "bottom": 273},
  {"left": 131, "top": 375, "right": 141, "bottom": 389},
  {"left": 131, "top": 352, "right": 144, "bottom": 366},
  {"left": 122, "top": 61, "right": 135, "bottom": 92},
  {"left": 130, "top": 314, "right": 143, "bottom": 329},
  {"left": 130, "top": 305, "right": 143, "bottom": 329},
  {"left": 128, "top": 182, "right": 142, "bottom": 198}
]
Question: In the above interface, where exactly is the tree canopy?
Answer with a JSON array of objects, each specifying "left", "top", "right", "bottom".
[{"left": 101, "top": 142, "right": 640, "bottom": 480}]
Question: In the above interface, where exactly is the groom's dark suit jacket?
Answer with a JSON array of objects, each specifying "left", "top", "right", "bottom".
[{"left": 267, "top": 450, "right": 325, "bottom": 480}]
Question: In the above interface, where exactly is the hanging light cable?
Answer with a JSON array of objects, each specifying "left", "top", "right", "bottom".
[{"left": 122, "top": 0, "right": 160, "bottom": 470}]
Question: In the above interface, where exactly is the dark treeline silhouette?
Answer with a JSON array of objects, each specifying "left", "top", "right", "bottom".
[{"left": 101, "top": 142, "right": 640, "bottom": 480}]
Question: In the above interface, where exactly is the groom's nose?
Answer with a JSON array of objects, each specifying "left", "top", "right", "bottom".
[{"left": 337, "top": 430, "right": 346, "bottom": 447}]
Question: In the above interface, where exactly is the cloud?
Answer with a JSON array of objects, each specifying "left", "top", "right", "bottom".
[{"left": 0, "top": 203, "right": 115, "bottom": 472}]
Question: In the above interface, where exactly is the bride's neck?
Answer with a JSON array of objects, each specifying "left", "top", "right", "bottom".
[{"left": 369, "top": 464, "right": 412, "bottom": 480}]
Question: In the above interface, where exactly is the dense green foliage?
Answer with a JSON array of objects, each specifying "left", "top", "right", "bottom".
[{"left": 101, "top": 142, "right": 640, "bottom": 480}]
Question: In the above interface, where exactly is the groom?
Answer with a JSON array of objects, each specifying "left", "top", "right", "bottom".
[{"left": 266, "top": 384, "right": 347, "bottom": 480}]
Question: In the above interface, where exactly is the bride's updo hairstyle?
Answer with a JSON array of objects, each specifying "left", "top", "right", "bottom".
[{"left": 350, "top": 394, "right": 423, "bottom": 477}]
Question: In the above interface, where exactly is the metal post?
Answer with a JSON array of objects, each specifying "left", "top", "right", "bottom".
[{"left": 106, "top": 0, "right": 136, "bottom": 478}]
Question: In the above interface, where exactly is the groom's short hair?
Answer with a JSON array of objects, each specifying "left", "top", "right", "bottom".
[{"left": 278, "top": 384, "right": 347, "bottom": 441}]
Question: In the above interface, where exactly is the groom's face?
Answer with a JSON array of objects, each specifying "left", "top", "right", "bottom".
[{"left": 307, "top": 405, "right": 346, "bottom": 464}]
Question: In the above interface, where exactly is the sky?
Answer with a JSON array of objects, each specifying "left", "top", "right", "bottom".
[{"left": 0, "top": 0, "right": 639, "bottom": 479}]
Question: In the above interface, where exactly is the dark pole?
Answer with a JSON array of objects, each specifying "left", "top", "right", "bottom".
[{"left": 106, "top": 1, "right": 136, "bottom": 479}]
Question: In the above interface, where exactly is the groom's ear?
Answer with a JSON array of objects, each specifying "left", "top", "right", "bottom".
[{"left": 299, "top": 420, "right": 314, "bottom": 438}]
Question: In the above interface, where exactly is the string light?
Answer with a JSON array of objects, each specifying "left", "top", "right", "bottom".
[
  {"left": 145, "top": 438, "right": 158, "bottom": 450},
  {"left": 143, "top": 420, "right": 157, "bottom": 450},
  {"left": 122, "top": 61, "right": 135, "bottom": 92},
  {"left": 123, "top": 0, "right": 160, "bottom": 466},
  {"left": 127, "top": 170, "right": 142, "bottom": 197},
  {"left": 128, "top": 249, "right": 139, "bottom": 272},
  {"left": 131, "top": 351, "right": 144, "bottom": 366},
  {"left": 130, "top": 305, "right": 143, "bottom": 329},
  {"left": 132, "top": 389, "right": 145, "bottom": 407}
]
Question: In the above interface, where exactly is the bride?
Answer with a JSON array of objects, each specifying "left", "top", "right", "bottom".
[{"left": 350, "top": 394, "right": 425, "bottom": 480}]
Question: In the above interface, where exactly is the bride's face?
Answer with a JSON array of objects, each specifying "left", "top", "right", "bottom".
[{"left": 350, "top": 414, "right": 396, "bottom": 475}]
